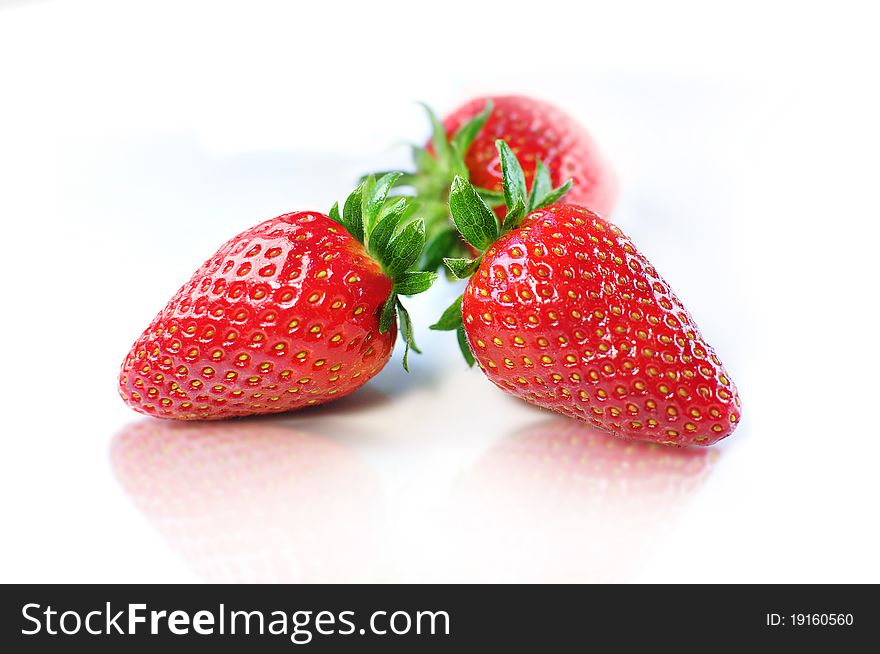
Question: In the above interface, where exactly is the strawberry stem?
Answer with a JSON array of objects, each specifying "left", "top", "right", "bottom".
[
  {"left": 329, "top": 176, "right": 438, "bottom": 370},
  {"left": 435, "top": 140, "right": 574, "bottom": 363}
]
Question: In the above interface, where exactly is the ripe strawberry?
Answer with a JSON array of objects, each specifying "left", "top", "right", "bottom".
[
  {"left": 386, "top": 96, "right": 617, "bottom": 271},
  {"left": 433, "top": 142, "right": 741, "bottom": 446},
  {"left": 437, "top": 96, "right": 617, "bottom": 215},
  {"left": 118, "top": 174, "right": 436, "bottom": 420}
]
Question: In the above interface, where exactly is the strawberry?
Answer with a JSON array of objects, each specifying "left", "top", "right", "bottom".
[
  {"left": 118, "top": 174, "right": 436, "bottom": 420},
  {"left": 385, "top": 96, "right": 617, "bottom": 271},
  {"left": 435, "top": 96, "right": 617, "bottom": 216},
  {"left": 432, "top": 142, "right": 741, "bottom": 446}
]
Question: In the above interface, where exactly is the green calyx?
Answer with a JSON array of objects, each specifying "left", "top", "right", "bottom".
[
  {"left": 443, "top": 139, "right": 574, "bottom": 276},
  {"left": 365, "top": 101, "right": 501, "bottom": 275},
  {"left": 428, "top": 293, "right": 474, "bottom": 367},
  {"left": 429, "top": 140, "right": 573, "bottom": 365},
  {"left": 329, "top": 173, "right": 438, "bottom": 371}
]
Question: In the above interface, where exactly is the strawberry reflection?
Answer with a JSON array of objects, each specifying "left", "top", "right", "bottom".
[
  {"left": 111, "top": 419, "right": 381, "bottom": 583},
  {"left": 445, "top": 420, "right": 719, "bottom": 582}
]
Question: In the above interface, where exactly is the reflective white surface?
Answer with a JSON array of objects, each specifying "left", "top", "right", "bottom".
[{"left": 1, "top": 0, "right": 879, "bottom": 583}]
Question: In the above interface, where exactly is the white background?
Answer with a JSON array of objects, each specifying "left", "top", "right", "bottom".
[{"left": 1, "top": 0, "right": 878, "bottom": 583}]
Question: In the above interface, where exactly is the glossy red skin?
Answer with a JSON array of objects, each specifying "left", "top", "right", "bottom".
[
  {"left": 461, "top": 204, "right": 741, "bottom": 446},
  {"left": 118, "top": 211, "right": 395, "bottom": 420},
  {"left": 440, "top": 95, "right": 617, "bottom": 218}
]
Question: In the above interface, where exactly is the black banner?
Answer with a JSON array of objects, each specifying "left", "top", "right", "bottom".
[{"left": 1, "top": 584, "right": 872, "bottom": 650}]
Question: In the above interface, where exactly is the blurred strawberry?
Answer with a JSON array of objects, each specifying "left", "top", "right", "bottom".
[
  {"left": 436, "top": 96, "right": 617, "bottom": 217},
  {"left": 381, "top": 96, "right": 616, "bottom": 271}
]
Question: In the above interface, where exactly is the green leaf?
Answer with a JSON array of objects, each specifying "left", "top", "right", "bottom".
[
  {"left": 420, "top": 103, "right": 451, "bottom": 168},
  {"left": 448, "top": 144, "right": 470, "bottom": 179},
  {"left": 394, "top": 173, "right": 419, "bottom": 187},
  {"left": 448, "top": 175, "right": 499, "bottom": 251},
  {"left": 359, "top": 174, "right": 376, "bottom": 232},
  {"left": 442, "top": 257, "right": 481, "bottom": 279},
  {"left": 451, "top": 100, "right": 493, "bottom": 157},
  {"left": 360, "top": 170, "right": 417, "bottom": 187},
  {"left": 380, "top": 193, "right": 411, "bottom": 216},
  {"left": 421, "top": 227, "right": 458, "bottom": 272},
  {"left": 419, "top": 198, "right": 453, "bottom": 230},
  {"left": 379, "top": 293, "right": 398, "bottom": 334},
  {"left": 384, "top": 218, "right": 426, "bottom": 278},
  {"left": 369, "top": 210, "right": 402, "bottom": 264},
  {"left": 457, "top": 325, "right": 475, "bottom": 367},
  {"left": 376, "top": 195, "right": 410, "bottom": 226},
  {"left": 328, "top": 201, "right": 342, "bottom": 224},
  {"left": 400, "top": 196, "right": 423, "bottom": 223},
  {"left": 430, "top": 294, "right": 463, "bottom": 331},
  {"left": 533, "top": 179, "right": 574, "bottom": 210},
  {"left": 342, "top": 182, "right": 365, "bottom": 243},
  {"left": 412, "top": 145, "right": 438, "bottom": 176},
  {"left": 503, "top": 195, "right": 527, "bottom": 232},
  {"left": 364, "top": 172, "right": 401, "bottom": 237},
  {"left": 496, "top": 139, "right": 527, "bottom": 213},
  {"left": 394, "top": 270, "right": 438, "bottom": 296},
  {"left": 396, "top": 299, "right": 420, "bottom": 371},
  {"left": 528, "top": 159, "right": 552, "bottom": 212},
  {"left": 368, "top": 196, "right": 413, "bottom": 262},
  {"left": 473, "top": 187, "right": 506, "bottom": 207}
]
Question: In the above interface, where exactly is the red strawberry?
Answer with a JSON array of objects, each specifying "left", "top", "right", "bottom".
[
  {"left": 432, "top": 142, "right": 741, "bottom": 446},
  {"left": 118, "top": 175, "right": 436, "bottom": 420},
  {"left": 387, "top": 96, "right": 616, "bottom": 271},
  {"left": 437, "top": 96, "right": 617, "bottom": 217}
]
